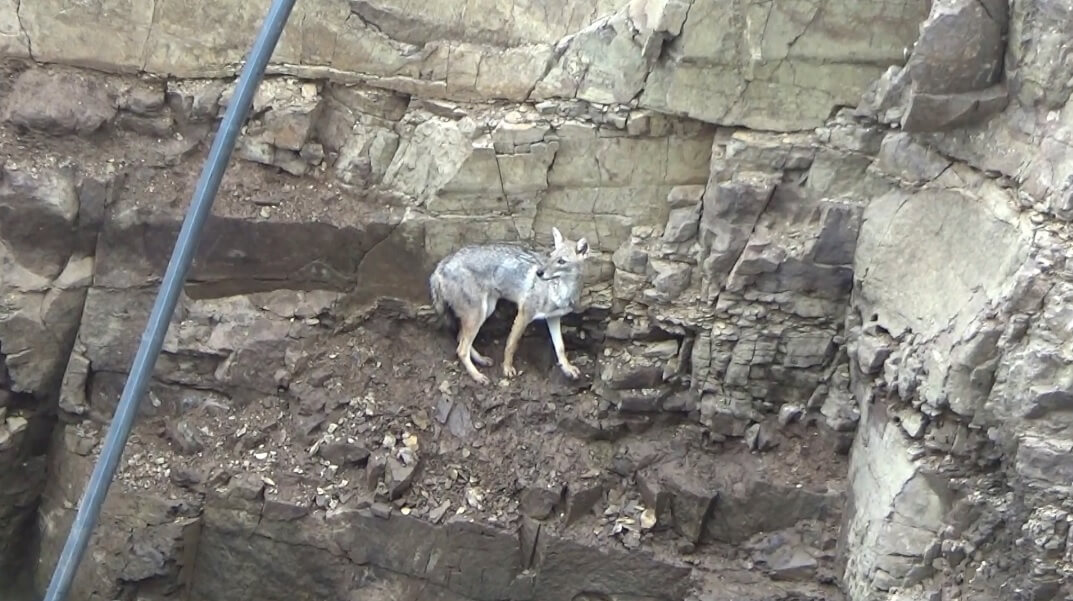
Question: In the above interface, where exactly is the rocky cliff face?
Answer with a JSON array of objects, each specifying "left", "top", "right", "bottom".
[{"left": 1, "top": 0, "right": 1071, "bottom": 600}]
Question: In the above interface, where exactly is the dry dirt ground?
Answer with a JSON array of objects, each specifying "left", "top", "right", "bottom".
[{"left": 98, "top": 310, "right": 848, "bottom": 573}]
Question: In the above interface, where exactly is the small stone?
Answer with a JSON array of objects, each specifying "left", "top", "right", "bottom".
[
  {"left": 778, "top": 405, "right": 804, "bottom": 427},
  {"left": 171, "top": 468, "right": 204, "bottom": 488},
  {"left": 465, "top": 487, "right": 484, "bottom": 508},
  {"left": 386, "top": 455, "right": 418, "bottom": 500},
  {"left": 365, "top": 452, "right": 387, "bottom": 489},
  {"left": 370, "top": 502, "right": 393, "bottom": 519},
  {"left": 895, "top": 409, "right": 927, "bottom": 439},
  {"left": 412, "top": 410, "right": 431, "bottom": 430},
  {"left": 64, "top": 427, "right": 98, "bottom": 456},
  {"left": 769, "top": 546, "right": 818, "bottom": 581},
  {"left": 396, "top": 447, "right": 417, "bottom": 466},
  {"left": 640, "top": 507, "right": 657, "bottom": 530},
  {"left": 5, "top": 416, "right": 28, "bottom": 437},
  {"left": 663, "top": 206, "right": 701, "bottom": 243},
  {"left": 745, "top": 423, "right": 775, "bottom": 452},
  {"left": 299, "top": 142, "right": 325, "bottom": 164},
  {"left": 317, "top": 442, "right": 370, "bottom": 467},
  {"left": 165, "top": 418, "right": 205, "bottom": 455},
  {"left": 519, "top": 485, "right": 563, "bottom": 520},
  {"left": 615, "top": 389, "right": 668, "bottom": 412},
  {"left": 564, "top": 481, "right": 606, "bottom": 525},
  {"left": 429, "top": 501, "right": 451, "bottom": 524},
  {"left": 226, "top": 473, "right": 266, "bottom": 501}
]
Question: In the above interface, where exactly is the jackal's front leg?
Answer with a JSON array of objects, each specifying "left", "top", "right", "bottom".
[
  {"left": 502, "top": 310, "right": 531, "bottom": 378},
  {"left": 546, "top": 316, "right": 580, "bottom": 379}
]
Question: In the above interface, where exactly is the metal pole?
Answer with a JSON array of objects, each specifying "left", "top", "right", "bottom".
[{"left": 41, "top": 1, "right": 298, "bottom": 599}]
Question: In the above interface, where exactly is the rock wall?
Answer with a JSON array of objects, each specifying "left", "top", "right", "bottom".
[{"left": 2, "top": 0, "right": 1073, "bottom": 600}]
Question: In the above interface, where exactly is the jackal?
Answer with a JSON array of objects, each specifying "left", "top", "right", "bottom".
[{"left": 428, "top": 227, "right": 590, "bottom": 384}]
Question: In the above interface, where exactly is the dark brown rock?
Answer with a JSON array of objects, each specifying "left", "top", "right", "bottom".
[
  {"left": 901, "top": 83, "right": 1009, "bottom": 132},
  {"left": 861, "top": 0, "right": 1009, "bottom": 131},
  {"left": 904, "top": 0, "right": 1007, "bottom": 95},
  {"left": 0, "top": 165, "right": 79, "bottom": 279},
  {"left": 365, "top": 451, "right": 388, "bottom": 490},
  {"left": 263, "top": 490, "right": 310, "bottom": 522},
  {"left": 558, "top": 416, "right": 630, "bottom": 442},
  {"left": 533, "top": 537, "right": 692, "bottom": 601},
  {"left": 2, "top": 68, "right": 117, "bottom": 135},
  {"left": 165, "top": 418, "right": 206, "bottom": 455},
  {"left": 636, "top": 468, "right": 673, "bottom": 529},
  {"left": 225, "top": 473, "right": 266, "bottom": 502},
  {"left": 118, "top": 82, "right": 166, "bottom": 115},
  {"left": 385, "top": 455, "right": 418, "bottom": 500},
  {"left": 614, "top": 389, "right": 668, "bottom": 412},
  {"left": 811, "top": 203, "right": 863, "bottom": 267},
  {"left": 749, "top": 530, "right": 821, "bottom": 582},
  {"left": 699, "top": 176, "right": 778, "bottom": 289},
  {"left": 518, "top": 516, "right": 540, "bottom": 569},
  {"left": 115, "top": 112, "right": 175, "bottom": 137},
  {"left": 170, "top": 468, "right": 204, "bottom": 488},
  {"left": 317, "top": 441, "right": 370, "bottom": 467},
  {"left": 564, "top": 481, "right": 605, "bottom": 525},
  {"left": 704, "top": 477, "right": 837, "bottom": 544},
  {"left": 645, "top": 459, "right": 718, "bottom": 543},
  {"left": 600, "top": 360, "right": 664, "bottom": 390},
  {"left": 519, "top": 485, "right": 563, "bottom": 520},
  {"left": 62, "top": 423, "right": 98, "bottom": 456},
  {"left": 876, "top": 132, "right": 952, "bottom": 184}
]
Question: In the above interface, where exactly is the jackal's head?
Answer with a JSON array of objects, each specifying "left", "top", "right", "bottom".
[{"left": 536, "top": 227, "right": 590, "bottom": 280}]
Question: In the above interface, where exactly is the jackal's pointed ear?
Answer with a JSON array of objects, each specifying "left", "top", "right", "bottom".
[
  {"left": 576, "top": 238, "right": 590, "bottom": 257},
  {"left": 551, "top": 227, "right": 564, "bottom": 249}
]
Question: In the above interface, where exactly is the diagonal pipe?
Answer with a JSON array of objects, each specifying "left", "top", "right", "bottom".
[{"left": 41, "top": 1, "right": 299, "bottom": 599}]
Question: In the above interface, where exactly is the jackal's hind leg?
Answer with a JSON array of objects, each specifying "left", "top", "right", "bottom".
[
  {"left": 456, "top": 310, "right": 490, "bottom": 385},
  {"left": 470, "top": 348, "right": 493, "bottom": 367}
]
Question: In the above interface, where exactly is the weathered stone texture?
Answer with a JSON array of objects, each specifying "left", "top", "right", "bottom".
[
  {"left": 0, "top": 164, "right": 97, "bottom": 579},
  {"left": 13, "top": 0, "right": 928, "bottom": 131},
  {"left": 0, "top": 0, "right": 29, "bottom": 59},
  {"left": 7, "top": 0, "right": 1073, "bottom": 600},
  {"left": 860, "top": 0, "right": 1010, "bottom": 132}
]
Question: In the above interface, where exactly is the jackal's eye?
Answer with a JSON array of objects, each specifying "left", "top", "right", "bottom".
[{"left": 557, "top": 258, "right": 566, "bottom": 265}]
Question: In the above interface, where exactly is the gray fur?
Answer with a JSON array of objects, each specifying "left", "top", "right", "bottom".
[{"left": 428, "top": 227, "right": 590, "bottom": 384}]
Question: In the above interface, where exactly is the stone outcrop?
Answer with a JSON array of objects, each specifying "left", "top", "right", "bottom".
[
  {"left": 3, "top": 0, "right": 1073, "bottom": 600},
  {"left": 12, "top": 0, "right": 927, "bottom": 132},
  {"left": 861, "top": 0, "right": 1010, "bottom": 132}
]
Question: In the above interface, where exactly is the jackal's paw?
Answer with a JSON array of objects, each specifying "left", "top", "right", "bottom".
[
  {"left": 471, "top": 371, "right": 491, "bottom": 385},
  {"left": 561, "top": 363, "right": 581, "bottom": 379},
  {"left": 472, "top": 353, "right": 494, "bottom": 367},
  {"left": 503, "top": 364, "right": 519, "bottom": 378}
]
